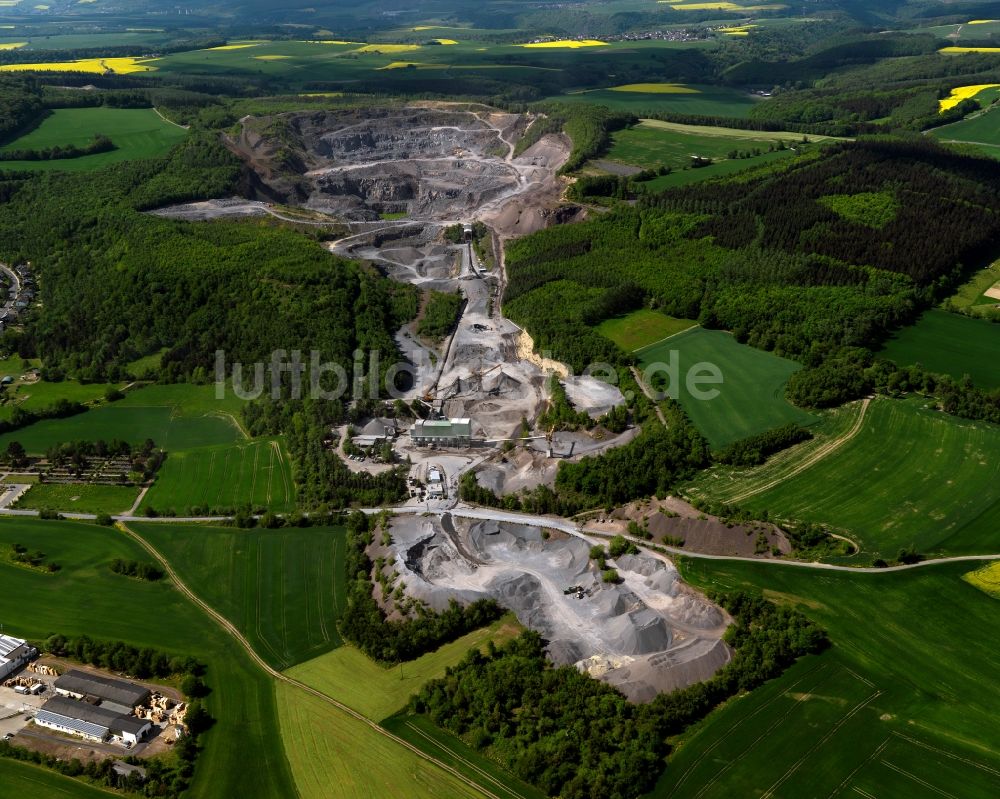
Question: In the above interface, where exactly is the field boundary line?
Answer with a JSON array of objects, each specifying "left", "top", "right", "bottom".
[
  {"left": 632, "top": 323, "right": 701, "bottom": 354},
  {"left": 667, "top": 661, "right": 829, "bottom": 797},
  {"left": 880, "top": 760, "right": 958, "bottom": 798},
  {"left": 727, "top": 397, "right": 871, "bottom": 504},
  {"left": 692, "top": 666, "right": 836, "bottom": 798},
  {"left": 759, "top": 689, "right": 882, "bottom": 799},
  {"left": 116, "top": 522, "right": 498, "bottom": 799},
  {"left": 404, "top": 720, "right": 529, "bottom": 799},
  {"left": 825, "top": 737, "right": 891, "bottom": 799},
  {"left": 152, "top": 106, "right": 190, "bottom": 130},
  {"left": 891, "top": 732, "right": 1000, "bottom": 777}
]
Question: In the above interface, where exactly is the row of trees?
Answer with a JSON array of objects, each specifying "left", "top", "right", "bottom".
[
  {"left": 0, "top": 134, "right": 115, "bottom": 163},
  {"left": 110, "top": 558, "right": 164, "bottom": 582},
  {"left": 411, "top": 590, "right": 827, "bottom": 799},
  {"left": 715, "top": 423, "right": 813, "bottom": 466}
]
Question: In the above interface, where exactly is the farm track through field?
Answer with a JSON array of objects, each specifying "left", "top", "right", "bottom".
[
  {"left": 116, "top": 522, "right": 497, "bottom": 799},
  {"left": 727, "top": 397, "right": 871, "bottom": 505}
]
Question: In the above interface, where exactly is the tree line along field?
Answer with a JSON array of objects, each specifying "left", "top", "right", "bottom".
[
  {"left": 660, "top": 558, "right": 1000, "bottom": 799},
  {"left": 0, "top": 376, "right": 124, "bottom": 422},
  {"left": 0, "top": 517, "right": 298, "bottom": 799},
  {"left": 701, "top": 397, "right": 1000, "bottom": 560},
  {"left": 139, "top": 437, "right": 295, "bottom": 514},
  {"left": 131, "top": 520, "right": 536, "bottom": 799},
  {"left": 636, "top": 327, "right": 818, "bottom": 449},
  {"left": 880, "top": 309, "right": 1000, "bottom": 388},
  {"left": 132, "top": 522, "right": 345, "bottom": 670},
  {"left": 0, "top": 108, "right": 187, "bottom": 171}
]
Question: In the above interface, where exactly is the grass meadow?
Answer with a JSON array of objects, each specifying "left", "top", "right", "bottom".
[
  {"left": 636, "top": 327, "right": 817, "bottom": 448},
  {"left": 880, "top": 308, "right": 1000, "bottom": 388},
  {"left": 0, "top": 383, "right": 245, "bottom": 453},
  {"left": 942, "top": 259, "right": 1000, "bottom": 319},
  {"left": 0, "top": 378, "right": 123, "bottom": 422},
  {"left": 0, "top": 517, "right": 298, "bottom": 799},
  {"left": 723, "top": 397, "right": 1000, "bottom": 559},
  {"left": 15, "top": 483, "right": 140, "bottom": 514},
  {"left": 140, "top": 438, "right": 295, "bottom": 513},
  {"left": 660, "top": 558, "right": 1000, "bottom": 799},
  {"left": 132, "top": 522, "right": 346, "bottom": 670},
  {"left": 0, "top": 108, "right": 187, "bottom": 171},
  {"left": 0, "top": 759, "right": 116, "bottom": 797},
  {"left": 596, "top": 309, "right": 697, "bottom": 351},
  {"left": 286, "top": 615, "right": 522, "bottom": 722}
]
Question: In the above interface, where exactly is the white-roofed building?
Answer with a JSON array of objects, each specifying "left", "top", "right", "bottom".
[
  {"left": 410, "top": 418, "right": 472, "bottom": 447},
  {"left": 0, "top": 633, "right": 37, "bottom": 681}
]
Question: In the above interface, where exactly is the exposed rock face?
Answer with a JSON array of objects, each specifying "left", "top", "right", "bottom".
[
  {"left": 385, "top": 514, "right": 733, "bottom": 703},
  {"left": 228, "top": 107, "right": 535, "bottom": 220}
]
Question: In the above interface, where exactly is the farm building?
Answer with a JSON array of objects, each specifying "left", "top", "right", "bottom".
[
  {"left": 0, "top": 634, "right": 38, "bottom": 680},
  {"left": 54, "top": 669, "right": 150, "bottom": 713},
  {"left": 35, "top": 696, "right": 152, "bottom": 745},
  {"left": 410, "top": 418, "right": 472, "bottom": 446}
]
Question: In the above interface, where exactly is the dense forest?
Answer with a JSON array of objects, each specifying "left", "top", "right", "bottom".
[
  {"left": 504, "top": 139, "right": 1000, "bottom": 378},
  {"left": 0, "top": 134, "right": 417, "bottom": 382},
  {"left": 410, "top": 591, "right": 827, "bottom": 799}
]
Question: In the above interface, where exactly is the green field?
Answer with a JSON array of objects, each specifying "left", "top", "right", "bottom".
[
  {"left": 636, "top": 327, "right": 817, "bottom": 448},
  {"left": 880, "top": 308, "right": 1000, "bottom": 389},
  {"left": 596, "top": 309, "right": 697, "bottom": 351},
  {"left": 0, "top": 759, "right": 115, "bottom": 797},
  {"left": 0, "top": 383, "right": 245, "bottom": 453},
  {"left": 656, "top": 558, "right": 1000, "bottom": 799},
  {"left": 604, "top": 119, "right": 827, "bottom": 173},
  {"left": 15, "top": 482, "right": 140, "bottom": 514},
  {"left": 286, "top": 616, "right": 522, "bottom": 722},
  {"left": 556, "top": 84, "right": 761, "bottom": 117},
  {"left": 932, "top": 103, "right": 1000, "bottom": 152},
  {"left": 0, "top": 517, "right": 297, "bottom": 799},
  {"left": 140, "top": 438, "right": 295, "bottom": 513},
  {"left": 383, "top": 713, "right": 548, "bottom": 799},
  {"left": 707, "top": 397, "right": 1000, "bottom": 559},
  {"left": 275, "top": 682, "right": 483, "bottom": 799},
  {"left": 132, "top": 522, "right": 345, "bottom": 669},
  {"left": 0, "top": 378, "right": 123, "bottom": 422},
  {"left": 0, "top": 108, "right": 187, "bottom": 171}
]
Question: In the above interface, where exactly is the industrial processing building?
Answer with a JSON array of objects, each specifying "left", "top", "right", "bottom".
[{"left": 410, "top": 418, "right": 472, "bottom": 446}]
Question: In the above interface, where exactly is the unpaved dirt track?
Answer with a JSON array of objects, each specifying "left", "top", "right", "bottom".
[
  {"left": 117, "top": 522, "right": 497, "bottom": 799},
  {"left": 727, "top": 397, "right": 872, "bottom": 504}
]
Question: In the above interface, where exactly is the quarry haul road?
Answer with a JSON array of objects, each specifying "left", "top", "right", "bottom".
[
  {"left": 1, "top": 504, "right": 998, "bottom": 573},
  {"left": 115, "top": 521, "right": 501, "bottom": 799}
]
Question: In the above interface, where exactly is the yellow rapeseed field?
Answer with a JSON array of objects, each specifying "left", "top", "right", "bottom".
[
  {"left": 968, "top": 19, "right": 998, "bottom": 24},
  {"left": 353, "top": 43, "right": 422, "bottom": 53},
  {"left": 940, "top": 46, "right": 1000, "bottom": 53},
  {"left": 0, "top": 41, "right": 26, "bottom": 50},
  {"left": 938, "top": 83, "right": 1000, "bottom": 111},
  {"left": 253, "top": 55, "right": 292, "bottom": 60},
  {"left": 0, "top": 57, "right": 157, "bottom": 74},
  {"left": 205, "top": 43, "right": 262, "bottom": 51},
  {"left": 609, "top": 83, "right": 701, "bottom": 94},
  {"left": 658, "top": 1, "right": 786, "bottom": 9},
  {"left": 520, "top": 39, "right": 607, "bottom": 48},
  {"left": 963, "top": 561, "right": 1000, "bottom": 599},
  {"left": 377, "top": 61, "right": 448, "bottom": 70},
  {"left": 433, "top": 38, "right": 458, "bottom": 45}
]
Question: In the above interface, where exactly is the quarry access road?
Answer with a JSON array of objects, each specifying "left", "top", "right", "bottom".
[
  {"left": 116, "top": 521, "right": 503, "bottom": 799},
  {"left": 2, "top": 504, "right": 999, "bottom": 573}
]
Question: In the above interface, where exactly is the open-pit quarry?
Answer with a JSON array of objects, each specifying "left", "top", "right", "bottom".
[
  {"left": 381, "top": 514, "right": 732, "bottom": 702},
  {"left": 150, "top": 103, "right": 736, "bottom": 700}
]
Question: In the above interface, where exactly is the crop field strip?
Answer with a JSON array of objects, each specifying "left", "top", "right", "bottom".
[
  {"left": 724, "top": 397, "right": 1000, "bottom": 558},
  {"left": 659, "top": 559, "right": 1000, "bottom": 799},
  {"left": 133, "top": 523, "right": 345, "bottom": 670}
]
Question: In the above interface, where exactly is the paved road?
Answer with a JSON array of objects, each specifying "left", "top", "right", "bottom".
[{"left": 2, "top": 504, "right": 998, "bottom": 573}]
